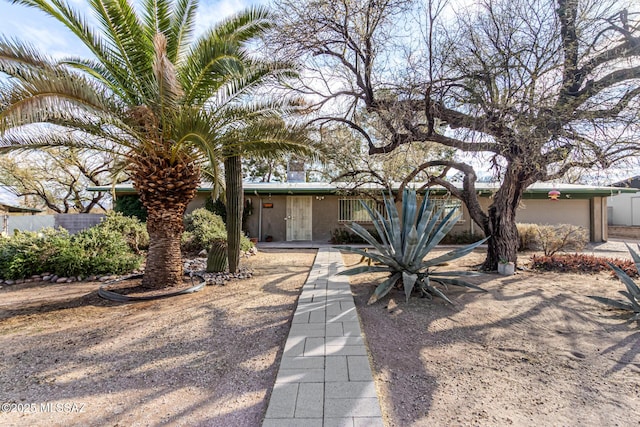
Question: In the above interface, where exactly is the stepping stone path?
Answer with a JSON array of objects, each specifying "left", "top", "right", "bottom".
[{"left": 263, "top": 247, "right": 384, "bottom": 427}]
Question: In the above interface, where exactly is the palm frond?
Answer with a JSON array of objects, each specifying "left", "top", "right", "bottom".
[{"left": 168, "top": 0, "right": 198, "bottom": 63}]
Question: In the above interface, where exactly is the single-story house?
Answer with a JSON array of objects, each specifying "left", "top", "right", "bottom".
[{"left": 96, "top": 182, "right": 636, "bottom": 243}]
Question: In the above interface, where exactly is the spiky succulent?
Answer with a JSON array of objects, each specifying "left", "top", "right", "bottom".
[
  {"left": 589, "top": 243, "right": 640, "bottom": 323},
  {"left": 338, "top": 188, "right": 488, "bottom": 304}
]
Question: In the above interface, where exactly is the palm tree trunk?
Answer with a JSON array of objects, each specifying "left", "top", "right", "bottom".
[
  {"left": 144, "top": 209, "right": 186, "bottom": 287},
  {"left": 224, "top": 155, "right": 244, "bottom": 273},
  {"left": 130, "top": 153, "right": 199, "bottom": 289}
]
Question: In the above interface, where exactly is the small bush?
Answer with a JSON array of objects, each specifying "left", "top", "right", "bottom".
[
  {"left": 440, "top": 231, "right": 486, "bottom": 245},
  {"left": 96, "top": 211, "right": 149, "bottom": 252},
  {"left": 516, "top": 223, "right": 588, "bottom": 255},
  {"left": 0, "top": 225, "right": 142, "bottom": 280},
  {"left": 537, "top": 224, "right": 588, "bottom": 256},
  {"left": 530, "top": 253, "right": 636, "bottom": 277},
  {"left": 516, "top": 223, "right": 539, "bottom": 251},
  {"left": 331, "top": 227, "right": 380, "bottom": 244},
  {"left": 182, "top": 208, "right": 252, "bottom": 253}
]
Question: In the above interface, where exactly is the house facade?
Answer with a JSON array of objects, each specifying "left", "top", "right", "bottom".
[
  {"left": 98, "top": 181, "right": 633, "bottom": 243},
  {"left": 182, "top": 182, "right": 629, "bottom": 243}
]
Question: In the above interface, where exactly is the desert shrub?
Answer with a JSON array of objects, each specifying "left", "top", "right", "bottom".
[
  {"left": 537, "top": 224, "right": 588, "bottom": 256},
  {"left": 516, "top": 223, "right": 588, "bottom": 255},
  {"left": 0, "top": 229, "right": 63, "bottom": 279},
  {"left": 182, "top": 208, "right": 252, "bottom": 253},
  {"left": 331, "top": 227, "right": 380, "bottom": 244},
  {"left": 530, "top": 254, "right": 636, "bottom": 277},
  {"left": 440, "top": 230, "right": 486, "bottom": 245},
  {"left": 0, "top": 226, "right": 142, "bottom": 280},
  {"left": 96, "top": 211, "right": 149, "bottom": 252},
  {"left": 205, "top": 196, "right": 227, "bottom": 223},
  {"left": 516, "top": 223, "right": 540, "bottom": 251},
  {"left": 114, "top": 195, "right": 147, "bottom": 222}
]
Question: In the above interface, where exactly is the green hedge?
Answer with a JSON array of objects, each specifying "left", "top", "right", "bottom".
[
  {"left": 0, "top": 218, "right": 143, "bottom": 280},
  {"left": 182, "top": 208, "right": 253, "bottom": 253}
]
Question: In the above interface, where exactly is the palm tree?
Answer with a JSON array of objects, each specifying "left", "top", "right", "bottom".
[{"left": 0, "top": 0, "right": 293, "bottom": 289}]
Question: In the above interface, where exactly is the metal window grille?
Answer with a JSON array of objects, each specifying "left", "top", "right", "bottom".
[
  {"left": 339, "top": 198, "right": 383, "bottom": 222},
  {"left": 339, "top": 197, "right": 463, "bottom": 223}
]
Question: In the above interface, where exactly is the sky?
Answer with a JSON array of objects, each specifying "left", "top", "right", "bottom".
[
  {"left": 0, "top": 0, "right": 636, "bottom": 186},
  {"left": 0, "top": 0, "right": 267, "bottom": 59}
]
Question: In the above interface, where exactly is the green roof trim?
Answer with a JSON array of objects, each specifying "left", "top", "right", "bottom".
[{"left": 88, "top": 182, "right": 637, "bottom": 199}]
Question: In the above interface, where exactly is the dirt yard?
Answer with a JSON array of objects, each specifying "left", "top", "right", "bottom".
[
  {"left": 1, "top": 244, "right": 639, "bottom": 426},
  {"left": 0, "top": 249, "right": 316, "bottom": 427},
  {"left": 344, "top": 246, "right": 640, "bottom": 426}
]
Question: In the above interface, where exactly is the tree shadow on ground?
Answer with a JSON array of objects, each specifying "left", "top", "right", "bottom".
[
  {"left": 349, "top": 253, "right": 639, "bottom": 426},
  {"left": 0, "top": 250, "right": 316, "bottom": 426}
]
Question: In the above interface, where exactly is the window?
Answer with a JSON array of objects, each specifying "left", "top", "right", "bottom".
[
  {"left": 338, "top": 197, "right": 463, "bottom": 223},
  {"left": 339, "top": 198, "right": 384, "bottom": 222},
  {"left": 431, "top": 198, "right": 463, "bottom": 221}
]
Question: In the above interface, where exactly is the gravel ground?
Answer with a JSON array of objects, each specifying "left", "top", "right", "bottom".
[{"left": 0, "top": 249, "right": 316, "bottom": 427}]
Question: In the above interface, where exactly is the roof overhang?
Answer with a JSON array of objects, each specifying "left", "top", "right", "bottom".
[{"left": 88, "top": 181, "right": 637, "bottom": 199}]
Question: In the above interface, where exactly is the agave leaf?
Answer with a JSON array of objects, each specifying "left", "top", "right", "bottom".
[
  {"left": 588, "top": 295, "right": 635, "bottom": 311},
  {"left": 430, "top": 271, "right": 482, "bottom": 277},
  {"left": 624, "top": 243, "right": 640, "bottom": 272},
  {"left": 420, "top": 237, "right": 489, "bottom": 269},
  {"left": 431, "top": 277, "right": 487, "bottom": 292},
  {"left": 357, "top": 200, "right": 391, "bottom": 248},
  {"left": 339, "top": 246, "right": 401, "bottom": 270},
  {"left": 338, "top": 265, "right": 395, "bottom": 276},
  {"left": 420, "top": 279, "right": 454, "bottom": 305},
  {"left": 348, "top": 222, "right": 389, "bottom": 255},
  {"left": 368, "top": 272, "right": 401, "bottom": 304},
  {"left": 618, "top": 291, "right": 640, "bottom": 311},
  {"left": 402, "top": 271, "right": 418, "bottom": 302},
  {"left": 415, "top": 190, "right": 433, "bottom": 225},
  {"left": 416, "top": 210, "right": 461, "bottom": 260},
  {"left": 401, "top": 188, "right": 417, "bottom": 246},
  {"left": 608, "top": 263, "right": 640, "bottom": 300},
  {"left": 402, "top": 225, "right": 420, "bottom": 266},
  {"left": 414, "top": 202, "right": 442, "bottom": 249},
  {"left": 383, "top": 192, "right": 402, "bottom": 256}
]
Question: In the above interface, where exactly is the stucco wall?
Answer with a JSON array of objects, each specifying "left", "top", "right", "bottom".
[{"left": 186, "top": 191, "right": 607, "bottom": 242}]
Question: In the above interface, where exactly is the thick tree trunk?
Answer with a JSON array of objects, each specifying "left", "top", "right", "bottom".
[
  {"left": 481, "top": 204, "right": 519, "bottom": 271},
  {"left": 224, "top": 155, "right": 244, "bottom": 273},
  {"left": 130, "top": 152, "right": 199, "bottom": 290},
  {"left": 144, "top": 209, "right": 185, "bottom": 288},
  {"left": 480, "top": 165, "right": 532, "bottom": 271}
]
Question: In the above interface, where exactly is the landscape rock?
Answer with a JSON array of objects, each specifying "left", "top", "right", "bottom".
[
  {"left": 56, "top": 277, "right": 68, "bottom": 283},
  {"left": 5, "top": 280, "right": 15, "bottom": 285}
]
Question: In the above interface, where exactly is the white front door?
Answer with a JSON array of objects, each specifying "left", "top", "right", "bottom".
[{"left": 286, "top": 196, "right": 312, "bottom": 241}]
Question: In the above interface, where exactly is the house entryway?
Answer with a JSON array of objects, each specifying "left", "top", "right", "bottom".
[{"left": 286, "top": 196, "right": 312, "bottom": 241}]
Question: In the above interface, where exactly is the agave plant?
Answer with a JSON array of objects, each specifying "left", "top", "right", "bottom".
[
  {"left": 338, "top": 188, "right": 488, "bottom": 304},
  {"left": 589, "top": 243, "right": 640, "bottom": 323}
]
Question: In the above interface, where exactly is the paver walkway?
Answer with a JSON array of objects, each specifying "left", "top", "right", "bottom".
[{"left": 263, "top": 247, "right": 384, "bottom": 427}]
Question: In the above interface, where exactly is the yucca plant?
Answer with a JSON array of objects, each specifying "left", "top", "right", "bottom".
[
  {"left": 589, "top": 243, "right": 640, "bottom": 324},
  {"left": 339, "top": 188, "right": 488, "bottom": 304}
]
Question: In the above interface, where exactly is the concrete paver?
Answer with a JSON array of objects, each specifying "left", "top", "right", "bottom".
[{"left": 263, "top": 247, "right": 384, "bottom": 426}]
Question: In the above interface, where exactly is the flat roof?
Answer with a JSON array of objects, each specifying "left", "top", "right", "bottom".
[{"left": 88, "top": 181, "right": 637, "bottom": 199}]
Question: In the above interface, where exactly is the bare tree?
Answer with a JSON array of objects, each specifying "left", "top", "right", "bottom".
[
  {"left": 0, "top": 148, "right": 120, "bottom": 213},
  {"left": 272, "top": 0, "right": 640, "bottom": 269}
]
